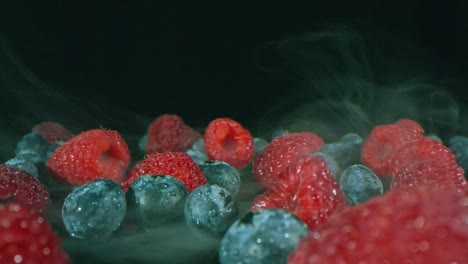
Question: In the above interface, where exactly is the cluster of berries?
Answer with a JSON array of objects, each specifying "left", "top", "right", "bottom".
[{"left": 1, "top": 115, "right": 468, "bottom": 263}]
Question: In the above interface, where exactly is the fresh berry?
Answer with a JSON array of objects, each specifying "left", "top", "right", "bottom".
[
  {"left": 46, "top": 129, "right": 131, "bottom": 185},
  {"left": 138, "top": 134, "right": 148, "bottom": 154},
  {"left": 271, "top": 128, "right": 289, "bottom": 141},
  {"left": 126, "top": 174, "right": 188, "bottom": 228},
  {"left": 219, "top": 208, "right": 309, "bottom": 264},
  {"left": 252, "top": 156, "right": 348, "bottom": 230},
  {"left": 5, "top": 158, "right": 38, "bottom": 178},
  {"left": 204, "top": 118, "right": 255, "bottom": 170},
  {"left": 186, "top": 138, "right": 208, "bottom": 164},
  {"left": 361, "top": 119, "right": 424, "bottom": 176},
  {"left": 394, "top": 118, "right": 425, "bottom": 138},
  {"left": 62, "top": 179, "right": 126, "bottom": 239},
  {"left": 392, "top": 159, "right": 467, "bottom": 190},
  {"left": 319, "top": 133, "right": 363, "bottom": 171},
  {"left": 0, "top": 164, "right": 50, "bottom": 211},
  {"left": 15, "top": 133, "right": 49, "bottom": 164},
  {"left": 288, "top": 186, "right": 468, "bottom": 263},
  {"left": 185, "top": 184, "right": 238, "bottom": 237},
  {"left": 390, "top": 137, "right": 458, "bottom": 176},
  {"left": 198, "top": 160, "right": 241, "bottom": 197},
  {"left": 0, "top": 202, "right": 70, "bottom": 264},
  {"left": 253, "top": 137, "right": 269, "bottom": 157},
  {"left": 32, "top": 121, "right": 73, "bottom": 145},
  {"left": 252, "top": 132, "right": 324, "bottom": 188},
  {"left": 339, "top": 164, "right": 383, "bottom": 205},
  {"left": 448, "top": 136, "right": 468, "bottom": 177},
  {"left": 121, "top": 152, "right": 206, "bottom": 192},
  {"left": 145, "top": 114, "right": 201, "bottom": 154}
]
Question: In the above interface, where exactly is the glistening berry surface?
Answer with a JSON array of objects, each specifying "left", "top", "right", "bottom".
[
  {"left": 46, "top": 129, "right": 131, "bottom": 185},
  {"left": 204, "top": 118, "right": 255, "bottom": 170}
]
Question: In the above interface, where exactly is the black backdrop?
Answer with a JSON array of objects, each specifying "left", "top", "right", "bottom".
[{"left": 1, "top": 0, "right": 468, "bottom": 138}]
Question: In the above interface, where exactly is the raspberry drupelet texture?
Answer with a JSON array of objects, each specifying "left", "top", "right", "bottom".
[
  {"left": 252, "top": 156, "right": 348, "bottom": 230},
  {"left": 204, "top": 117, "right": 255, "bottom": 170},
  {"left": 361, "top": 119, "right": 424, "bottom": 177},
  {"left": 46, "top": 129, "right": 131, "bottom": 185},
  {"left": 0, "top": 202, "right": 70, "bottom": 264},
  {"left": 252, "top": 132, "right": 325, "bottom": 189},
  {"left": 145, "top": 114, "right": 202, "bottom": 154},
  {"left": 121, "top": 152, "right": 207, "bottom": 192},
  {"left": 0, "top": 164, "right": 51, "bottom": 211},
  {"left": 288, "top": 186, "right": 468, "bottom": 263},
  {"left": 32, "top": 121, "right": 73, "bottom": 145}
]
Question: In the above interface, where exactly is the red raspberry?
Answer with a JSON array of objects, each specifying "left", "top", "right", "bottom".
[
  {"left": 361, "top": 119, "right": 424, "bottom": 176},
  {"left": 252, "top": 156, "right": 347, "bottom": 230},
  {"left": 0, "top": 202, "right": 70, "bottom": 264},
  {"left": 32, "top": 121, "right": 73, "bottom": 144},
  {"left": 46, "top": 129, "right": 131, "bottom": 185},
  {"left": 121, "top": 152, "right": 206, "bottom": 192},
  {"left": 392, "top": 160, "right": 467, "bottom": 190},
  {"left": 145, "top": 114, "right": 201, "bottom": 154},
  {"left": 288, "top": 186, "right": 468, "bottom": 263},
  {"left": 390, "top": 137, "right": 459, "bottom": 176},
  {"left": 394, "top": 118, "right": 425, "bottom": 138},
  {"left": 0, "top": 164, "right": 50, "bottom": 211},
  {"left": 204, "top": 118, "right": 255, "bottom": 170},
  {"left": 252, "top": 132, "right": 324, "bottom": 188}
]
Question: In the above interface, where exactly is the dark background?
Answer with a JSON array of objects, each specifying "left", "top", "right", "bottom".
[{"left": 1, "top": 0, "right": 468, "bottom": 134}]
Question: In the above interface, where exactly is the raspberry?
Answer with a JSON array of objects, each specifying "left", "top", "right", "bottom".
[
  {"left": 361, "top": 119, "right": 424, "bottom": 176},
  {"left": 121, "top": 152, "right": 206, "bottom": 192},
  {"left": 0, "top": 164, "right": 50, "bottom": 211},
  {"left": 45, "top": 129, "right": 131, "bottom": 185},
  {"left": 0, "top": 202, "right": 70, "bottom": 264},
  {"left": 252, "top": 132, "right": 324, "bottom": 188},
  {"left": 145, "top": 114, "right": 201, "bottom": 154},
  {"left": 252, "top": 156, "right": 347, "bottom": 230},
  {"left": 392, "top": 160, "right": 467, "bottom": 190},
  {"left": 32, "top": 121, "right": 73, "bottom": 144},
  {"left": 288, "top": 186, "right": 468, "bottom": 263},
  {"left": 204, "top": 118, "right": 255, "bottom": 170},
  {"left": 390, "top": 137, "right": 459, "bottom": 176}
]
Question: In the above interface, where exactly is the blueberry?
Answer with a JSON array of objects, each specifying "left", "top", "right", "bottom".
[
  {"left": 319, "top": 133, "right": 362, "bottom": 170},
  {"left": 62, "top": 179, "right": 126, "bottom": 239},
  {"left": 219, "top": 209, "right": 309, "bottom": 264},
  {"left": 5, "top": 158, "right": 38, "bottom": 178},
  {"left": 448, "top": 136, "right": 468, "bottom": 176},
  {"left": 271, "top": 129, "right": 289, "bottom": 141},
  {"left": 253, "top": 137, "right": 269, "bottom": 156},
  {"left": 15, "top": 133, "right": 48, "bottom": 163},
  {"left": 198, "top": 160, "right": 241, "bottom": 197},
  {"left": 138, "top": 134, "right": 148, "bottom": 154},
  {"left": 426, "top": 134, "right": 442, "bottom": 142},
  {"left": 339, "top": 164, "right": 383, "bottom": 205},
  {"left": 126, "top": 174, "right": 188, "bottom": 228},
  {"left": 186, "top": 138, "right": 208, "bottom": 164},
  {"left": 184, "top": 184, "right": 239, "bottom": 237},
  {"left": 46, "top": 141, "right": 64, "bottom": 159}
]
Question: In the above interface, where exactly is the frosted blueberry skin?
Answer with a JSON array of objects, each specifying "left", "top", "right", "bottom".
[
  {"left": 137, "top": 134, "right": 148, "bottom": 154},
  {"left": 126, "top": 174, "right": 188, "bottom": 228},
  {"left": 270, "top": 129, "right": 288, "bottom": 141},
  {"left": 5, "top": 158, "right": 38, "bottom": 177},
  {"left": 186, "top": 138, "right": 208, "bottom": 165},
  {"left": 319, "top": 133, "right": 363, "bottom": 173},
  {"left": 198, "top": 160, "right": 241, "bottom": 197},
  {"left": 62, "top": 179, "right": 126, "bottom": 239},
  {"left": 219, "top": 208, "right": 309, "bottom": 264},
  {"left": 184, "top": 184, "right": 238, "bottom": 237},
  {"left": 253, "top": 137, "right": 269, "bottom": 156},
  {"left": 448, "top": 136, "right": 468, "bottom": 178},
  {"left": 339, "top": 164, "right": 383, "bottom": 205},
  {"left": 15, "top": 133, "right": 48, "bottom": 164}
]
